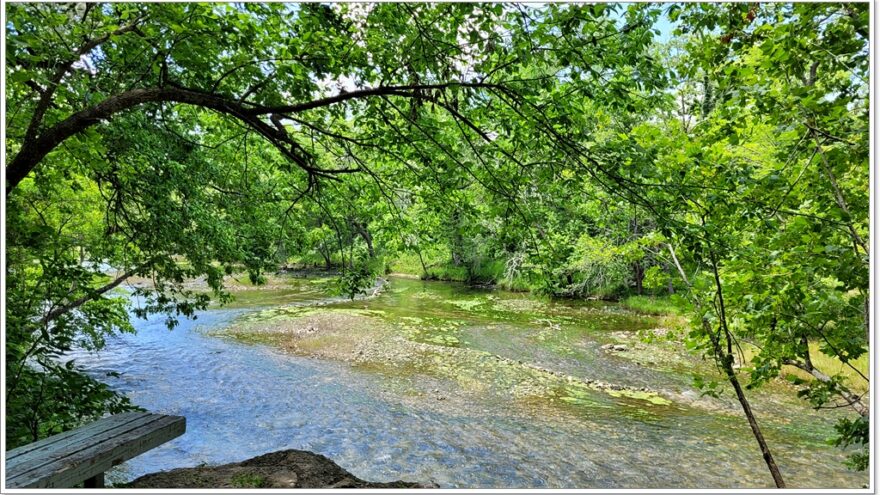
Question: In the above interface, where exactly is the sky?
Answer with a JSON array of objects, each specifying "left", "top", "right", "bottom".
[{"left": 654, "top": 13, "right": 677, "bottom": 44}]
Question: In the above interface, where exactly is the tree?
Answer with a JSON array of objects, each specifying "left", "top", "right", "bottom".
[
  {"left": 5, "top": 2, "right": 663, "bottom": 448},
  {"left": 615, "top": 2, "right": 869, "bottom": 482}
]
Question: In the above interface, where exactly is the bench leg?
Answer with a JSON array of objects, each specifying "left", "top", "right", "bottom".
[{"left": 84, "top": 472, "right": 105, "bottom": 488}]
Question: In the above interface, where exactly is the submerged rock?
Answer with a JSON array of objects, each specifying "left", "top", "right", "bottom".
[{"left": 124, "top": 449, "right": 436, "bottom": 489}]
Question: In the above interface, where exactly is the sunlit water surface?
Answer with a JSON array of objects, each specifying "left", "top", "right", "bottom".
[{"left": 69, "top": 277, "right": 867, "bottom": 488}]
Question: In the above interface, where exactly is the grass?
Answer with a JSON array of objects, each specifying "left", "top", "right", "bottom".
[
  {"left": 617, "top": 295, "right": 870, "bottom": 396},
  {"left": 389, "top": 252, "right": 535, "bottom": 291},
  {"left": 741, "top": 341, "right": 869, "bottom": 395},
  {"left": 231, "top": 473, "right": 268, "bottom": 488},
  {"left": 387, "top": 252, "right": 428, "bottom": 276},
  {"left": 620, "top": 295, "right": 683, "bottom": 315},
  {"left": 806, "top": 344, "right": 870, "bottom": 394}
]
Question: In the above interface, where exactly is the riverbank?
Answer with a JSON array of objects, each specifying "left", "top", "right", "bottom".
[{"left": 124, "top": 449, "right": 434, "bottom": 488}]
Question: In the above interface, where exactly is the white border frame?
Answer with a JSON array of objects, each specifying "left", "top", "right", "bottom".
[{"left": 0, "top": 1, "right": 875, "bottom": 493}]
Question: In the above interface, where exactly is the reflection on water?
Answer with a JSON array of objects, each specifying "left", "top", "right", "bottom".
[{"left": 68, "top": 276, "right": 866, "bottom": 488}]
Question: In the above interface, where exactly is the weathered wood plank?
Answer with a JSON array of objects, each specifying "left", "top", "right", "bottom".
[
  {"left": 6, "top": 411, "right": 149, "bottom": 462},
  {"left": 7, "top": 413, "right": 164, "bottom": 475},
  {"left": 7, "top": 414, "right": 185, "bottom": 488}
]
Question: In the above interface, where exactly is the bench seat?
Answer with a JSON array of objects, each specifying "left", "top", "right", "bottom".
[{"left": 6, "top": 411, "right": 185, "bottom": 488}]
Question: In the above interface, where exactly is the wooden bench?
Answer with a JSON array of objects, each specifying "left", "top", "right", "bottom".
[{"left": 6, "top": 411, "right": 185, "bottom": 489}]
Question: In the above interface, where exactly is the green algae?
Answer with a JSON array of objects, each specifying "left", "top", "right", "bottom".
[
  {"left": 216, "top": 281, "right": 687, "bottom": 414},
  {"left": 411, "top": 290, "right": 441, "bottom": 300},
  {"left": 555, "top": 384, "right": 610, "bottom": 408},
  {"left": 237, "top": 306, "right": 385, "bottom": 324},
  {"left": 220, "top": 329, "right": 283, "bottom": 346},
  {"left": 607, "top": 389, "right": 672, "bottom": 406},
  {"left": 489, "top": 297, "right": 550, "bottom": 314},
  {"left": 200, "top": 275, "right": 863, "bottom": 467},
  {"left": 448, "top": 299, "right": 486, "bottom": 311},
  {"left": 397, "top": 317, "right": 464, "bottom": 348}
]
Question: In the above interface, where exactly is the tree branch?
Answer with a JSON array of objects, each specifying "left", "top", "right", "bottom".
[
  {"left": 7, "top": 82, "right": 501, "bottom": 193},
  {"left": 242, "top": 82, "right": 502, "bottom": 115},
  {"left": 23, "top": 17, "right": 145, "bottom": 146},
  {"left": 40, "top": 266, "right": 141, "bottom": 324},
  {"left": 782, "top": 358, "right": 868, "bottom": 416}
]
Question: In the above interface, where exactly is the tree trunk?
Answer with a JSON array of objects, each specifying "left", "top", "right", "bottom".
[
  {"left": 667, "top": 243, "right": 786, "bottom": 488},
  {"left": 782, "top": 357, "right": 869, "bottom": 417},
  {"left": 318, "top": 244, "right": 332, "bottom": 270},
  {"left": 41, "top": 266, "right": 141, "bottom": 324},
  {"left": 632, "top": 260, "right": 643, "bottom": 295},
  {"left": 416, "top": 249, "right": 428, "bottom": 275},
  {"left": 450, "top": 209, "right": 464, "bottom": 266},
  {"left": 352, "top": 220, "right": 375, "bottom": 258},
  {"left": 705, "top": 317, "right": 786, "bottom": 488},
  {"left": 707, "top": 255, "right": 786, "bottom": 488}
]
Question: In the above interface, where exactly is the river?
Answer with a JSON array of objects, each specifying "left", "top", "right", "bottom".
[{"left": 68, "top": 275, "right": 866, "bottom": 488}]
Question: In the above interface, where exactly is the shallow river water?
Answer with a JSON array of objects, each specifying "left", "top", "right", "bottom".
[{"left": 69, "top": 276, "right": 867, "bottom": 488}]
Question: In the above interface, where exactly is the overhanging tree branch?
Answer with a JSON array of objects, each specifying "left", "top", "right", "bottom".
[
  {"left": 6, "top": 82, "right": 502, "bottom": 193},
  {"left": 40, "top": 265, "right": 143, "bottom": 325},
  {"left": 242, "top": 82, "right": 503, "bottom": 115}
]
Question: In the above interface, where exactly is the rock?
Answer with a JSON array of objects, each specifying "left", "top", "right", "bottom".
[{"left": 124, "top": 449, "right": 435, "bottom": 489}]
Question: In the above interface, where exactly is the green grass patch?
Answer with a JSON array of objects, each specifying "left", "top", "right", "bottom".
[
  {"left": 231, "top": 473, "right": 268, "bottom": 488},
  {"left": 620, "top": 295, "right": 682, "bottom": 315},
  {"left": 742, "top": 341, "right": 869, "bottom": 395},
  {"left": 387, "top": 252, "right": 429, "bottom": 276},
  {"left": 806, "top": 343, "right": 869, "bottom": 394}
]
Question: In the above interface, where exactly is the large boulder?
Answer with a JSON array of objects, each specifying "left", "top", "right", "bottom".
[{"left": 124, "top": 449, "right": 435, "bottom": 489}]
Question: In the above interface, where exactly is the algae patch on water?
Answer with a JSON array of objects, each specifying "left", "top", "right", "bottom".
[
  {"left": 213, "top": 282, "right": 680, "bottom": 421},
  {"left": 607, "top": 389, "right": 672, "bottom": 406},
  {"left": 237, "top": 306, "right": 385, "bottom": 324},
  {"left": 448, "top": 299, "right": 486, "bottom": 311},
  {"left": 397, "top": 317, "right": 465, "bottom": 348},
  {"left": 554, "top": 384, "right": 610, "bottom": 408},
  {"left": 489, "top": 296, "right": 550, "bottom": 314}
]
